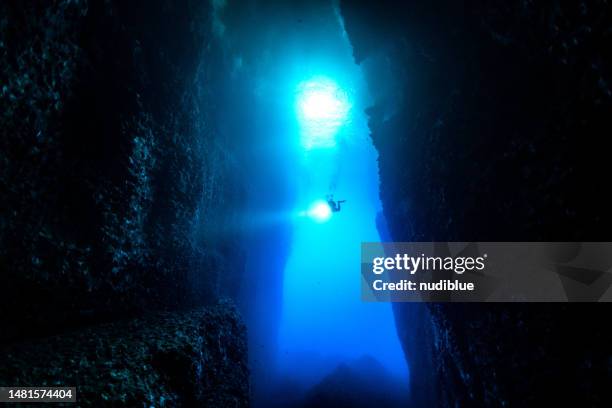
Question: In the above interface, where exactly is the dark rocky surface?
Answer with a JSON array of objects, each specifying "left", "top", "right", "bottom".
[
  {"left": 1, "top": 1, "right": 249, "bottom": 406},
  {"left": 300, "top": 356, "right": 408, "bottom": 408},
  {"left": 340, "top": 0, "right": 612, "bottom": 406},
  {"left": 262, "top": 356, "right": 408, "bottom": 408},
  {"left": 0, "top": 303, "right": 249, "bottom": 407},
  {"left": 1, "top": 0, "right": 245, "bottom": 340}
]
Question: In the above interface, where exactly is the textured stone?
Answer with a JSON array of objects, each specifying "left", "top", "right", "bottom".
[
  {"left": 340, "top": 1, "right": 612, "bottom": 406},
  {"left": 0, "top": 303, "right": 249, "bottom": 407}
]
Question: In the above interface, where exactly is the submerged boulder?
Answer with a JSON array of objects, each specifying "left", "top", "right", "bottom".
[{"left": 0, "top": 303, "right": 249, "bottom": 407}]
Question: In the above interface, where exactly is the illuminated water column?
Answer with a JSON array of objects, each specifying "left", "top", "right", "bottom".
[{"left": 278, "top": 71, "right": 408, "bottom": 388}]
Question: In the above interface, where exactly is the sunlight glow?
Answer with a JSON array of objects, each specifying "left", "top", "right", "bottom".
[{"left": 296, "top": 77, "right": 350, "bottom": 150}]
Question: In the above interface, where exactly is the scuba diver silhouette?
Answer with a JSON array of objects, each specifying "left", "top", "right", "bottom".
[{"left": 326, "top": 194, "right": 346, "bottom": 212}]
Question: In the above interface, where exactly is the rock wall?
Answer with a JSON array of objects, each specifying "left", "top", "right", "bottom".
[
  {"left": 0, "top": 303, "right": 249, "bottom": 407},
  {"left": 1, "top": 0, "right": 245, "bottom": 341},
  {"left": 340, "top": 1, "right": 611, "bottom": 406},
  {"left": 1, "top": 1, "right": 249, "bottom": 405}
]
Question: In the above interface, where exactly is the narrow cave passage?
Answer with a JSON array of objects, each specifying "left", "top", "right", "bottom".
[
  {"left": 4, "top": 1, "right": 611, "bottom": 407},
  {"left": 211, "top": 2, "right": 409, "bottom": 407},
  {"left": 276, "top": 24, "right": 408, "bottom": 395}
]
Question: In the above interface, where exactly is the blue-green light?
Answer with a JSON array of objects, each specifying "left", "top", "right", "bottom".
[{"left": 296, "top": 77, "right": 350, "bottom": 150}]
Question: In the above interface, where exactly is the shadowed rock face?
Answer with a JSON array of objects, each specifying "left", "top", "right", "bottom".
[
  {"left": 340, "top": 0, "right": 612, "bottom": 406},
  {"left": 262, "top": 356, "right": 409, "bottom": 408},
  {"left": 1, "top": 0, "right": 246, "bottom": 341},
  {"left": 0, "top": 303, "right": 249, "bottom": 407},
  {"left": 301, "top": 356, "right": 408, "bottom": 408},
  {"left": 1, "top": 1, "right": 249, "bottom": 405}
]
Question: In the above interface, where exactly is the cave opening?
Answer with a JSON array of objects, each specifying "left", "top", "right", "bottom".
[{"left": 295, "top": 76, "right": 351, "bottom": 150}]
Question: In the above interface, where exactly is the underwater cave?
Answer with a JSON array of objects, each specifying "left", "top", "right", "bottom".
[{"left": 1, "top": 0, "right": 611, "bottom": 407}]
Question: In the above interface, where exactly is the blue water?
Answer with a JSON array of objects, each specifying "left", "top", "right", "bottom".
[
  {"left": 216, "top": 1, "right": 410, "bottom": 402},
  {"left": 275, "top": 33, "right": 408, "bottom": 389},
  {"left": 278, "top": 148, "right": 408, "bottom": 387}
]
